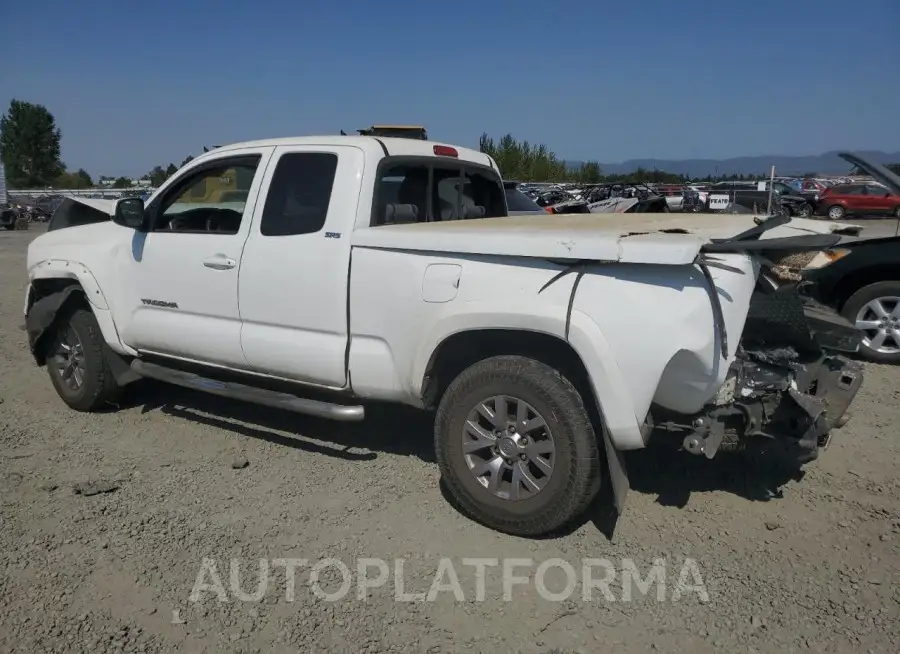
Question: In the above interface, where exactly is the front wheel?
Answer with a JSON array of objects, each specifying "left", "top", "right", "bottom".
[
  {"left": 841, "top": 281, "right": 900, "bottom": 364},
  {"left": 46, "top": 307, "right": 122, "bottom": 411},
  {"left": 797, "top": 203, "right": 812, "bottom": 218},
  {"left": 827, "top": 204, "right": 846, "bottom": 220},
  {"left": 434, "top": 355, "right": 601, "bottom": 537}
]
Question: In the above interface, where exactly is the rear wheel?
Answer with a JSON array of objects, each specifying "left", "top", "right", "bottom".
[
  {"left": 841, "top": 281, "right": 900, "bottom": 364},
  {"left": 797, "top": 203, "right": 812, "bottom": 218},
  {"left": 827, "top": 205, "right": 846, "bottom": 220},
  {"left": 894, "top": 206, "right": 900, "bottom": 218},
  {"left": 46, "top": 307, "right": 121, "bottom": 411},
  {"left": 434, "top": 355, "right": 601, "bottom": 537}
]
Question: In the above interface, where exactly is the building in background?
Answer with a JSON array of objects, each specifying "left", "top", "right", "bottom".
[{"left": 0, "top": 163, "right": 8, "bottom": 205}]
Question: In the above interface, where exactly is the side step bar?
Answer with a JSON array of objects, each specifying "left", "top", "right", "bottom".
[{"left": 130, "top": 360, "right": 365, "bottom": 421}]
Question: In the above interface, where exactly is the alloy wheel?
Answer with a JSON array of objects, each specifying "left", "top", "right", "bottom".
[
  {"left": 53, "top": 326, "right": 86, "bottom": 391},
  {"left": 461, "top": 395, "right": 556, "bottom": 501},
  {"left": 855, "top": 296, "right": 900, "bottom": 355}
]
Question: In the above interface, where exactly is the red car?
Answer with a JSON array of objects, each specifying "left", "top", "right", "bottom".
[{"left": 816, "top": 182, "right": 900, "bottom": 220}]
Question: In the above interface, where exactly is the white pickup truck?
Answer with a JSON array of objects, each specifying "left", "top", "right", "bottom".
[{"left": 25, "top": 135, "right": 864, "bottom": 536}]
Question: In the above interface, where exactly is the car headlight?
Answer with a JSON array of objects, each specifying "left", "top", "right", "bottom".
[{"left": 803, "top": 248, "right": 851, "bottom": 270}]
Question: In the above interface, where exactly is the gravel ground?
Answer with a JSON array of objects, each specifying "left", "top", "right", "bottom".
[{"left": 1, "top": 224, "right": 898, "bottom": 654}]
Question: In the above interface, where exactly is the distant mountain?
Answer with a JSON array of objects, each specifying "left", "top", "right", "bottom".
[{"left": 566, "top": 150, "right": 900, "bottom": 178}]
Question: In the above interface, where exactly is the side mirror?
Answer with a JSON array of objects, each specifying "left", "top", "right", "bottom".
[{"left": 113, "top": 197, "right": 146, "bottom": 230}]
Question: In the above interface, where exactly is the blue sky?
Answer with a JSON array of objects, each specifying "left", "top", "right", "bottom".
[{"left": 1, "top": 0, "right": 898, "bottom": 177}]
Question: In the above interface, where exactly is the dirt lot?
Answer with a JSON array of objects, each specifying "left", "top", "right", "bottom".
[{"left": 1, "top": 225, "right": 898, "bottom": 654}]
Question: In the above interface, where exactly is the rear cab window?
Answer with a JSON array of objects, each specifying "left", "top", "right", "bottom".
[{"left": 371, "top": 157, "right": 506, "bottom": 226}]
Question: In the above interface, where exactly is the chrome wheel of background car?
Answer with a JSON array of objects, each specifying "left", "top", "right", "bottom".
[
  {"left": 855, "top": 297, "right": 900, "bottom": 355},
  {"left": 53, "top": 326, "right": 86, "bottom": 391},
  {"left": 461, "top": 395, "right": 555, "bottom": 501},
  {"left": 828, "top": 205, "right": 845, "bottom": 220}
]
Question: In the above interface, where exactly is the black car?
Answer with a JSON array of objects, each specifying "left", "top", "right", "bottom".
[
  {"left": 800, "top": 152, "right": 900, "bottom": 364},
  {"left": 1, "top": 206, "right": 18, "bottom": 230},
  {"left": 708, "top": 181, "right": 812, "bottom": 217},
  {"left": 503, "top": 181, "right": 546, "bottom": 215}
]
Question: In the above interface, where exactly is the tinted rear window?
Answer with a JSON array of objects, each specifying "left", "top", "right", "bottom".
[
  {"left": 260, "top": 152, "right": 338, "bottom": 236},
  {"left": 371, "top": 158, "right": 506, "bottom": 225}
]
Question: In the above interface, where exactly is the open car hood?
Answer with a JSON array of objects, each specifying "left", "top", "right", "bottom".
[
  {"left": 838, "top": 152, "right": 900, "bottom": 195},
  {"left": 47, "top": 197, "right": 117, "bottom": 231}
]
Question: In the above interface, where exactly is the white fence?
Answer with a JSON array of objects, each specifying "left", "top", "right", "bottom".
[{"left": 8, "top": 188, "right": 158, "bottom": 199}]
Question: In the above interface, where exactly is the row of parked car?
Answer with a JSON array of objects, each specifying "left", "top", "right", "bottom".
[{"left": 505, "top": 172, "right": 900, "bottom": 221}]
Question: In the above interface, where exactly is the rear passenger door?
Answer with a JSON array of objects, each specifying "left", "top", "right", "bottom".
[{"left": 238, "top": 145, "right": 363, "bottom": 387}]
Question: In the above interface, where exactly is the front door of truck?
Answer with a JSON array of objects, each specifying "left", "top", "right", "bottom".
[
  {"left": 116, "top": 148, "right": 274, "bottom": 367},
  {"left": 237, "top": 145, "right": 362, "bottom": 388}
]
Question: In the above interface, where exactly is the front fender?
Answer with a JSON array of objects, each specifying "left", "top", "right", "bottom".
[
  {"left": 25, "top": 284, "right": 84, "bottom": 365},
  {"left": 30, "top": 260, "right": 109, "bottom": 310},
  {"left": 27, "top": 262, "right": 134, "bottom": 358}
]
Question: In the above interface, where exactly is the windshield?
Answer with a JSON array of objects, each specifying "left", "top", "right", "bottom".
[
  {"left": 505, "top": 187, "right": 543, "bottom": 212},
  {"left": 771, "top": 182, "right": 794, "bottom": 194}
]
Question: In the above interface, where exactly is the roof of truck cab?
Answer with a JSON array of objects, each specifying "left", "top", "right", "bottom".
[{"left": 204, "top": 136, "right": 494, "bottom": 167}]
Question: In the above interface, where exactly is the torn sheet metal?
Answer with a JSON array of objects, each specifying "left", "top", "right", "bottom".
[{"left": 352, "top": 213, "right": 861, "bottom": 266}]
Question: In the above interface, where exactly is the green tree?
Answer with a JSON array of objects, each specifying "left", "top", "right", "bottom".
[
  {"left": 0, "top": 99, "right": 64, "bottom": 187},
  {"left": 478, "top": 132, "right": 568, "bottom": 182},
  {"left": 180, "top": 155, "right": 194, "bottom": 167},
  {"left": 148, "top": 165, "right": 167, "bottom": 187},
  {"left": 76, "top": 168, "right": 93, "bottom": 186},
  {"left": 166, "top": 163, "right": 178, "bottom": 178},
  {"left": 113, "top": 176, "right": 132, "bottom": 189},
  {"left": 53, "top": 167, "right": 93, "bottom": 189},
  {"left": 576, "top": 161, "right": 603, "bottom": 184}
]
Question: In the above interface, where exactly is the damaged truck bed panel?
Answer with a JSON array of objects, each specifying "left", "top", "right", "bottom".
[{"left": 350, "top": 213, "right": 862, "bottom": 265}]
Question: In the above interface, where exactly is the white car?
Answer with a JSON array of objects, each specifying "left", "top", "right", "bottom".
[{"left": 25, "top": 135, "right": 863, "bottom": 536}]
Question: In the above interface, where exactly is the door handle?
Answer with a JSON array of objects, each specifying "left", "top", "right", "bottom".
[{"left": 202, "top": 255, "right": 236, "bottom": 270}]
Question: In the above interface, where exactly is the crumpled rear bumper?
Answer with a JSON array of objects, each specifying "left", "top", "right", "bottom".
[
  {"left": 768, "top": 354, "right": 862, "bottom": 464},
  {"left": 670, "top": 286, "right": 865, "bottom": 465}
]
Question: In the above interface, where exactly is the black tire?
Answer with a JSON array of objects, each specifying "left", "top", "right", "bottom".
[
  {"left": 826, "top": 204, "right": 845, "bottom": 220},
  {"left": 434, "top": 355, "right": 601, "bottom": 537},
  {"left": 797, "top": 203, "right": 812, "bottom": 218},
  {"left": 841, "top": 281, "right": 900, "bottom": 364},
  {"left": 894, "top": 206, "right": 900, "bottom": 218},
  {"left": 46, "top": 306, "right": 121, "bottom": 411}
]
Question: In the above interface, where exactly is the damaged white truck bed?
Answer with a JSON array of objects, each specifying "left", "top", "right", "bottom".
[{"left": 25, "top": 136, "right": 864, "bottom": 536}]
